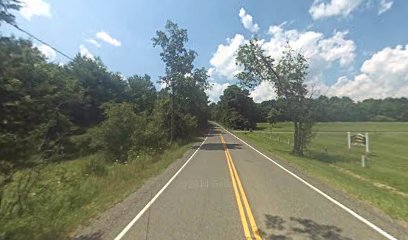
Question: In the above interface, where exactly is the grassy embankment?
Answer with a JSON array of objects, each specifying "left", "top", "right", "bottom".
[
  {"left": 235, "top": 122, "right": 408, "bottom": 223},
  {"left": 0, "top": 140, "right": 196, "bottom": 240}
]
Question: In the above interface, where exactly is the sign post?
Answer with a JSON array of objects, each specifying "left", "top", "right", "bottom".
[
  {"left": 347, "top": 132, "right": 351, "bottom": 150},
  {"left": 361, "top": 155, "right": 366, "bottom": 168},
  {"left": 365, "top": 132, "right": 369, "bottom": 153}
]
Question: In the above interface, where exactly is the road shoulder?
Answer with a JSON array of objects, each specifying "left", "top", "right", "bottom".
[{"left": 73, "top": 136, "right": 206, "bottom": 240}]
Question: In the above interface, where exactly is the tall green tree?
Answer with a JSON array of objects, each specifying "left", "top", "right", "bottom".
[
  {"left": 152, "top": 20, "right": 209, "bottom": 142},
  {"left": 0, "top": 36, "right": 82, "bottom": 166},
  {"left": 216, "top": 85, "right": 257, "bottom": 130},
  {"left": 64, "top": 55, "right": 127, "bottom": 127},
  {"left": 127, "top": 74, "right": 156, "bottom": 113},
  {"left": 236, "top": 40, "right": 314, "bottom": 155}
]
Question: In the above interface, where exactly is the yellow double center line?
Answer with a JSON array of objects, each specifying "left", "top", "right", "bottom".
[{"left": 220, "top": 134, "right": 262, "bottom": 240}]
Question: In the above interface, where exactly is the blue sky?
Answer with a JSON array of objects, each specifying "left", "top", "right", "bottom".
[{"left": 2, "top": 0, "right": 408, "bottom": 102}]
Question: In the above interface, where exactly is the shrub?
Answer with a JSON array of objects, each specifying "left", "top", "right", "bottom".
[{"left": 92, "top": 103, "right": 142, "bottom": 163}]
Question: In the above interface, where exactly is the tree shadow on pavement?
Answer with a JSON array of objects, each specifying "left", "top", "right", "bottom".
[
  {"left": 260, "top": 214, "right": 352, "bottom": 240},
  {"left": 199, "top": 143, "right": 242, "bottom": 151},
  {"left": 73, "top": 231, "right": 103, "bottom": 240}
]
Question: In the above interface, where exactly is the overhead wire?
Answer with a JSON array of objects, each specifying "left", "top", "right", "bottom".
[{"left": 8, "top": 23, "right": 75, "bottom": 61}]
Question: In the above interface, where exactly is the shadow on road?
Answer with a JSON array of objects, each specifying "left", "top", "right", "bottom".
[
  {"left": 200, "top": 143, "right": 242, "bottom": 151},
  {"left": 73, "top": 231, "right": 103, "bottom": 240},
  {"left": 260, "top": 214, "right": 352, "bottom": 240}
]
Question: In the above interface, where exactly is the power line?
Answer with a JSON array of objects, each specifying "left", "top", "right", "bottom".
[{"left": 8, "top": 23, "right": 74, "bottom": 61}]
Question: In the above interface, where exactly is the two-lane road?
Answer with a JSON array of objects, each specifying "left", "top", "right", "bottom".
[{"left": 91, "top": 126, "right": 406, "bottom": 240}]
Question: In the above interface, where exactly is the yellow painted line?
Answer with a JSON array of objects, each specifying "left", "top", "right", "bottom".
[
  {"left": 226, "top": 149, "right": 262, "bottom": 240},
  {"left": 220, "top": 134, "right": 262, "bottom": 240},
  {"left": 221, "top": 135, "right": 252, "bottom": 239}
]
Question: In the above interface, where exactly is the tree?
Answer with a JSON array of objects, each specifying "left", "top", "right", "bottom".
[
  {"left": 0, "top": 0, "right": 20, "bottom": 26},
  {"left": 236, "top": 40, "right": 314, "bottom": 155},
  {"left": 92, "top": 103, "right": 143, "bottom": 163},
  {"left": 127, "top": 74, "right": 156, "bottom": 113},
  {"left": 217, "top": 85, "right": 257, "bottom": 130},
  {"left": 266, "top": 108, "right": 280, "bottom": 125},
  {"left": 152, "top": 20, "right": 209, "bottom": 142},
  {"left": 64, "top": 55, "right": 127, "bottom": 127}
]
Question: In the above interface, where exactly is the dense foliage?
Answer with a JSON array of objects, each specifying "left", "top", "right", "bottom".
[
  {"left": 255, "top": 96, "right": 408, "bottom": 123},
  {"left": 0, "top": 20, "right": 209, "bottom": 230},
  {"left": 213, "top": 85, "right": 257, "bottom": 130}
]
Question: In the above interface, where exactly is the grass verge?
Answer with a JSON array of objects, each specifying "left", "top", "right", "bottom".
[
  {"left": 0, "top": 140, "right": 195, "bottom": 240},
  {"left": 234, "top": 122, "right": 408, "bottom": 224}
]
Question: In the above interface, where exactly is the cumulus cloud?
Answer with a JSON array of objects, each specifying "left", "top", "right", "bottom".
[
  {"left": 328, "top": 44, "right": 408, "bottom": 100},
  {"left": 378, "top": 0, "right": 393, "bottom": 15},
  {"left": 206, "top": 82, "right": 230, "bottom": 103},
  {"left": 19, "top": 0, "right": 51, "bottom": 20},
  {"left": 86, "top": 39, "right": 101, "bottom": 48},
  {"left": 264, "top": 25, "right": 356, "bottom": 69},
  {"left": 96, "top": 31, "right": 121, "bottom": 47},
  {"left": 208, "top": 23, "right": 356, "bottom": 102},
  {"left": 80, "top": 45, "right": 94, "bottom": 60},
  {"left": 309, "top": 0, "right": 364, "bottom": 20},
  {"left": 239, "top": 8, "right": 259, "bottom": 33},
  {"left": 210, "top": 25, "right": 355, "bottom": 81},
  {"left": 250, "top": 81, "right": 277, "bottom": 103},
  {"left": 209, "top": 34, "right": 246, "bottom": 80},
  {"left": 35, "top": 44, "right": 56, "bottom": 61}
]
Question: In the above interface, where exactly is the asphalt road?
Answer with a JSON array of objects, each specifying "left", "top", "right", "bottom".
[{"left": 77, "top": 125, "right": 407, "bottom": 240}]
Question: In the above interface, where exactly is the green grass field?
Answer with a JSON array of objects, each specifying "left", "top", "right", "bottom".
[
  {"left": 235, "top": 122, "right": 408, "bottom": 223},
  {"left": 0, "top": 141, "right": 195, "bottom": 240}
]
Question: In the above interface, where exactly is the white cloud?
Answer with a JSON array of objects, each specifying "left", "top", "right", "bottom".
[
  {"left": 79, "top": 45, "right": 94, "bottom": 60},
  {"left": 208, "top": 24, "right": 356, "bottom": 102},
  {"left": 309, "top": 0, "right": 364, "bottom": 20},
  {"left": 206, "top": 82, "right": 230, "bottom": 103},
  {"left": 86, "top": 39, "right": 101, "bottom": 48},
  {"left": 328, "top": 44, "right": 408, "bottom": 100},
  {"left": 35, "top": 44, "right": 56, "bottom": 61},
  {"left": 263, "top": 25, "right": 356, "bottom": 84},
  {"left": 96, "top": 31, "right": 121, "bottom": 47},
  {"left": 378, "top": 0, "right": 393, "bottom": 15},
  {"left": 20, "top": 0, "right": 51, "bottom": 20},
  {"left": 210, "top": 24, "right": 355, "bottom": 81},
  {"left": 209, "top": 34, "right": 246, "bottom": 80},
  {"left": 250, "top": 81, "right": 277, "bottom": 103},
  {"left": 239, "top": 8, "right": 259, "bottom": 33}
]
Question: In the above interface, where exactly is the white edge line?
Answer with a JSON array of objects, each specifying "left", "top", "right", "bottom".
[
  {"left": 114, "top": 135, "right": 208, "bottom": 240},
  {"left": 217, "top": 124, "right": 398, "bottom": 240}
]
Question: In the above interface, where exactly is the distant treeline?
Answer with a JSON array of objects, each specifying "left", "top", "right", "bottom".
[
  {"left": 256, "top": 96, "right": 408, "bottom": 123},
  {"left": 210, "top": 85, "right": 408, "bottom": 130}
]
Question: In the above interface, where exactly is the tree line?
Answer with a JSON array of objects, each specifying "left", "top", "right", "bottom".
[
  {"left": 255, "top": 96, "right": 408, "bottom": 123},
  {"left": 0, "top": 19, "right": 209, "bottom": 202},
  {"left": 211, "top": 90, "right": 408, "bottom": 129}
]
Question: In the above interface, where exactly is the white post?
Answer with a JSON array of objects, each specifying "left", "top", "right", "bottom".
[
  {"left": 365, "top": 133, "right": 369, "bottom": 153},
  {"left": 347, "top": 132, "right": 351, "bottom": 150},
  {"left": 361, "top": 155, "right": 366, "bottom": 168}
]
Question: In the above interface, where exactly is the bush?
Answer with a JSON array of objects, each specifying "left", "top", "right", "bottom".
[{"left": 92, "top": 103, "right": 142, "bottom": 163}]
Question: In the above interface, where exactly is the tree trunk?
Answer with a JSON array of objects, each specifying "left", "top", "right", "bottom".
[
  {"left": 292, "top": 121, "right": 304, "bottom": 156},
  {"left": 170, "top": 84, "right": 175, "bottom": 144}
]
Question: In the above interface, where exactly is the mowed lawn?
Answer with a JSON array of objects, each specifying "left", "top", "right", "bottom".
[{"left": 235, "top": 122, "right": 408, "bottom": 223}]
